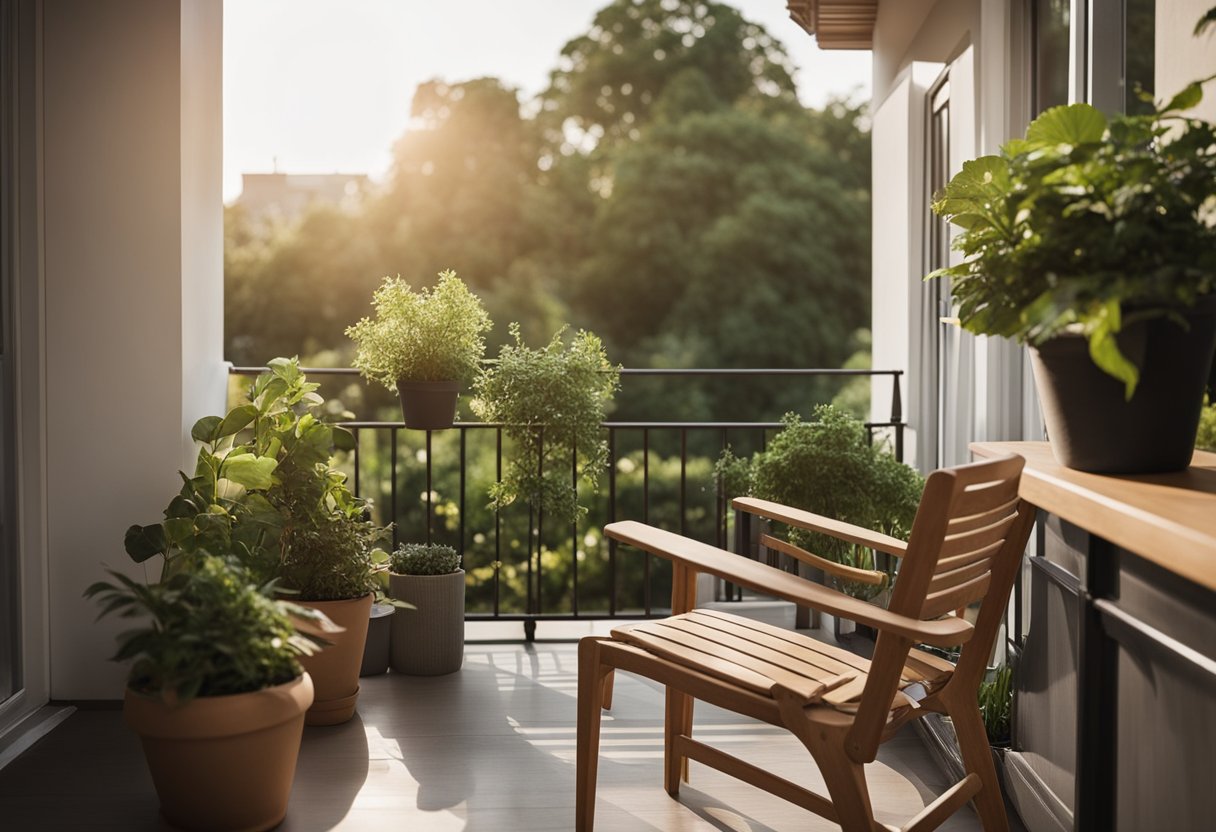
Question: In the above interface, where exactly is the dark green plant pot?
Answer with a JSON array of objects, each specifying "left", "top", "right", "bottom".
[
  {"left": 1029, "top": 297, "right": 1216, "bottom": 473},
  {"left": 396, "top": 379, "right": 459, "bottom": 431},
  {"left": 359, "top": 603, "right": 395, "bottom": 677}
]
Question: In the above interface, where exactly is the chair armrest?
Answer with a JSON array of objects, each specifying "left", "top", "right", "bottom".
[
  {"left": 606, "top": 521, "right": 971, "bottom": 648},
  {"left": 733, "top": 497, "right": 908, "bottom": 558},
  {"left": 759, "top": 533, "right": 886, "bottom": 587}
]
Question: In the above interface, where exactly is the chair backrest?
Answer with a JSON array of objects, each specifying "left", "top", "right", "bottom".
[{"left": 846, "top": 454, "right": 1032, "bottom": 762}]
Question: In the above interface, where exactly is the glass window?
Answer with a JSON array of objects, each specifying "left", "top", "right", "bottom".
[
  {"left": 1124, "top": 0, "right": 1155, "bottom": 115},
  {"left": 1034, "top": 0, "right": 1072, "bottom": 113}
]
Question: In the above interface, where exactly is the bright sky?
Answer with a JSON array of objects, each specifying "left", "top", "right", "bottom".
[{"left": 222, "top": 0, "right": 872, "bottom": 202}]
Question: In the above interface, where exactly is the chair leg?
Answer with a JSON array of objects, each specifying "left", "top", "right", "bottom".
[
  {"left": 946, "top": 698, "right": 1010, "bottom": 832},
  {"left": 664, "top": 688, "right": 694, "bottom": 795},
  {"left": 577, "top": 638, "right": 610, "bottom": 832},
  {"left": 601, "top": 669, "right": 615, "bottom": 710},
  {"left": 778, "top": 693, "right": 881, "bottom": 832}
]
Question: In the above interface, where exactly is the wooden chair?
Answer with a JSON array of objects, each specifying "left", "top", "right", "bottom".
[{"left": 576, "top": 454, "right": 1033, "bottom": 832}]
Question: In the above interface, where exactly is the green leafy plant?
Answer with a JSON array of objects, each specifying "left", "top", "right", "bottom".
[
  {"left": 84, "top": 555, "right": 330, "bottom": 702},
  {"left": 978, "top": 665, "right": 1014, "bottom": 746},
  {"left": 472, "top": 324, "right": 620, "bottom": 523},
  {"left": 346, "top": 269, "right": 492, "bottom": 387},
  {"left": 125, "top": 358, "right": 388, "bottom": 601},
  {"left": 929, "top": 79, "right": 1216, "bottom": 399},
  {"left": 1197, "top": 395, "right": 1216, "bottom": 451},
  {"left": 391, "top": 542, "right": 461, "bottom": 576},
  {"left": 718, "top": 405, "right": 924, "bottom": 599}
]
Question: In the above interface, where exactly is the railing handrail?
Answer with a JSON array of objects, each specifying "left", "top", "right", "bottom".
[{"left": 228, "top": 365, "right": 903, "bottom": 378}]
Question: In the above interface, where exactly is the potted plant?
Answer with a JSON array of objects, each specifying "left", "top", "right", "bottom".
[
  {"left": 388, "top": 543, "right": 466, "bottom": 676},
  {"left": 471, "top": 324, "right": 620, "bottom": 523},
  {"left": 346, "top": 269, "right": 492, "bottom": 430},
  {"left": 929, "top": 79, "right": 1216, "bottom": 472},
  {"left": 83, "top": 555, "right": 332, "bottom": 832},
  {"left": 718, "top": 406, "right": 924, "bottom": 634},
  {"left": 125, "top": 358, "right": 394, "bottom": 725}
]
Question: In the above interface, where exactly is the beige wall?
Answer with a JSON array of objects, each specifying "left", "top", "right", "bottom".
[
  {"left": 1157, "top": 0, "right": 1216, "bottom": 124},
  {"left": 41, "top": 0, "right": 224, "bottom": 699}
]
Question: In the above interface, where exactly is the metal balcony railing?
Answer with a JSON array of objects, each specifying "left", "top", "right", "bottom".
[{"left": 229, "top": 366, "right": 905, "bottom": 638}]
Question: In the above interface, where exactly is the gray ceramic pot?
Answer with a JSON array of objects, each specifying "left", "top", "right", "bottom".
[{"left": 388, "top": 569, "right": 466, "bottom": 675}]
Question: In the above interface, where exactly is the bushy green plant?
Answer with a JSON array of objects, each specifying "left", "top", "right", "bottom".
[
  {"left": 930, "top": 80, "right": 1216, "bottom": 398},
  {"left": 978, "top": 665, "right": 1014, "bottom": 746},
  {"left": 472, "top": 324, "right": 620, "bottom": 522},
  {"left": 391, "top": 542, "right": 461, "bottom": 576},
  {"left": 346, "top": 270, "right": 492, "bottom": 387},
  {"left": 84, "top": 555, "right": 329, "bottom": 702},
  {"left": 1197, "top": 395, "right": 1216, "bottom": 451},
  {"left": 125, "top": 358, "right": 387, "bottom": 601},
  {"left": 718, "top": 405, "right": 925, "bottom": 599}
]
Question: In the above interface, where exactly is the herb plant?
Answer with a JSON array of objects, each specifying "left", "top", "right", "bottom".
[
  {"left": 84, "top": 555, "right": 328, "bottom": 702},
  {"left": 718, "top": 405, "right": 924, "bottom": 599},
  {"left": 346, "top": 270, "right": 492, "bottom": 387},
  {"left": 929, "top": 79, "right": 1216, "bottom": 398},
  {"left": 391, "top": 543, "right": 461, "bottom": 576},
  {"left": 472, "top": 324, "right": 620, "bottom": 523}
]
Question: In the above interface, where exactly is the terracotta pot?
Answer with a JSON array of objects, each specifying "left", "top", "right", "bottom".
[
  {"left": 1029, "top": 296, "right": 1216, "bottom": 473},
  {"left": 124, "top": 673, "right": 313, "bottom": 832},
  {"left": 389, "top": 569, "right": 466, "bottom": 675},
  {"left": 297, "top": 593, "right": 373, "bottom": 725},
  {"left": 396, "top": 379, "right": 459, "bottom": 430}
]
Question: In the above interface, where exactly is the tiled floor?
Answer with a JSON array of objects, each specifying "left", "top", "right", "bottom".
[{"left": 0, "top": 640, "right": 988, "bottom": 831}]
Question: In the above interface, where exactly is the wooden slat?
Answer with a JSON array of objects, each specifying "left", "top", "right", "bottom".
[
  {"left": 937, "top": 512, "right": 1017, "bottom": 559},
  {"left": 760, "top": 533, "right": 887, "bottom": 586},
  {"left": 672, "top": 617, "right": 860, "bottom": 678},
  {"left": 922, "top": 573, "right": 992, "bottom": 620},
  {"left": 613, "top": 624, "right": 828, "bottom": 700},
  {"left": 929, "top": 557, "right": 993, "bottom": 595},
  {"left": 951, "top": 476, "right": 1021, "bottom": 518},
  {"left": 934, "top": 539, "right": 1003, "bottom": 574},
  {"left": 675, "top": 736, "right": 839, "bottom": 822},
  {"left": 692, "top": 609, "right": 874, "bottom": 673},
  {"left": 733, "top": 497, "right": 908, "bottom": 557},
  {"left": 947, "top": 496, "right": 1020, "bottom": 534},
  {"left": 901, "top": 773, "right": 983, "bottom": 832}
]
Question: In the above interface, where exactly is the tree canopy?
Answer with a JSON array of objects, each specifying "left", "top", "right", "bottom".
[{"left": 225, "top": 0, "right": 871, "bottom": 421}]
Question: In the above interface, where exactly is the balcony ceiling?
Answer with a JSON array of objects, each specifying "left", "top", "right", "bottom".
[{"left": 787, "top": 0, "right": 878, "bottom": 49}]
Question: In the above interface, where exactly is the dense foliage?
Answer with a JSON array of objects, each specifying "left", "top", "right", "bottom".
[
  {"left": 347, "top": 270, "right": 492, "bottom": 387},
  {"left": 930, "top": 82, "right": 1216, "bottom": 398},
  {"left": 718, "top": 406, "right": 924, "bottom": 597},
  {"left": 126, "top": 359, "right": 387, "bottom": 601},
  {"left": 978, "top": 665, "right": 1013, "bottom": 746},
  {"left": 472, "top": 325, "right": 620, "bottom": 522},
  {"left": 84, "top": 556, "right": 325, "bottom": 701},
  {"left": 391, "top": 543, "right": 461, "bottom": 576}
]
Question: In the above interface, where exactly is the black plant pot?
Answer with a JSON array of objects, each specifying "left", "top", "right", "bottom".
[
  {"left": 396, "top": 379, "right": 459, "bottom": 430},
  {"left": 1028, "top": 298, "right": 1216, "bottom": 473}
]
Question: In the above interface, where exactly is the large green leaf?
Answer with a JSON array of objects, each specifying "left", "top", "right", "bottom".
[
  {"left": 1087, "top": 299, "right": 1140, "bottom": 399},
  {"left": 217, "top": 405, "right": 258, "bottom": 440},
  {"left": 190, "top": 416, "right": 223, "bottom": 444},
  {"left": 220, "top": 454, "right": 278, "bottom": 490},
  {"left": 332, "top": 426, "right": 356, "bottom": 452},
  {"left": 1025, "top": 104, "right": 1107, "bottom": 148},
  {"left": 124, "top": 524, "right": 167, "bottom": 563}
]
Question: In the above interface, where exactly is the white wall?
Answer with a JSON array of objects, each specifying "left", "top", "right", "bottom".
[
  {"left": 41, "top": 0, "right": 224, "bottom": 700},
  {"left": 1157, "top": 0, "right": 1216, "bottom": 124}
]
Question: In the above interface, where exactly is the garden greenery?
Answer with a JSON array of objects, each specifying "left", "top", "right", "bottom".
[
  {"left": 391, "top": 543, "right": 461, "bottom": 576},
  {"left": 124, "top": 358, "right": 388, "bottom": 601},
  {"left": 978, "top": 665, "right": 1014, "bottom": 746},
  {"left": 346, "top": 270, "right": 492, "bottom": 388},
  {"left": 472, "top": 324, "right": 620, "bottom": 523},
  {"left": 717, "top": 405, "right": 924, "bottom": 599},
  {"left": 84, "top": 555, "right": 328, "bottom": 702},
  {"left": 929, "top": 79, "right": 1216, "bottom": 398}
]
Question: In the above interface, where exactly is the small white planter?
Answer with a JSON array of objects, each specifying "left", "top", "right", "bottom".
[{"left": 389, "top": 569, "right": 466, "bottom": 675}]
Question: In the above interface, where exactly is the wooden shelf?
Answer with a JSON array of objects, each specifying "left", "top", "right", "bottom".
[{"left": 970, "top": 441, "right": 1216, "bottom": 592}]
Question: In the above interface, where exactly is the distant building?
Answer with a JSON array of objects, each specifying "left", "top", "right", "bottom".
[{"left": 237, "top": 171, "right": 370, "bottom": 222}]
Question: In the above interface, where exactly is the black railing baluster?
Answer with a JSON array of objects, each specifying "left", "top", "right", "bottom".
[
  {"left": 608, "top": 428, "right": 617, "bottom": 617},
  {"left": 459, "top": 428, "right": 466, "bottom": 569},
  {"left": 390, "top": 427, "right": 399, "bottom": 550},
  {"left": 536, "top": 427, "right": 544, "bottom": 617},
  {"left": 352, "top": 427, "right": 360, "bottom": 497},
  {"left": 571, "top": 443, "right": 579, "bottom": 617},
  {"left": 643, "top": 428, "right": 650, "bottom": 617},
  {"left": 892, "top": 372, "right": 904, "bottom": 463},
  {"left": 425, "top": 429, "right": 433, "bottom": 544},
  {"left": 494, "top": 427, "right": 502, "bottom": 618},
  {"left": 679, "top": 428, "right": 687, "bottom": 537}
]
